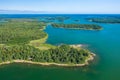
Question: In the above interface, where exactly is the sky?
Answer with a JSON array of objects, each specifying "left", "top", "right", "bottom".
[{"left": 0, "top": 0, "right": 120, "bottom": 14}]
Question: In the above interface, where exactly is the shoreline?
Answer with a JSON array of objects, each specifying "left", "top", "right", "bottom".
[
  {"left": 0, "top": 53, "right": 96, "bottom": 67},
  {"left": 70, "top": 44, "right": 83, "bottom": 48}
]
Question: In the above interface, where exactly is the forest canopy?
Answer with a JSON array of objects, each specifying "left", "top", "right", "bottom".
[{"left": 0, "top": 21, "right": 47, "bottom": 44}]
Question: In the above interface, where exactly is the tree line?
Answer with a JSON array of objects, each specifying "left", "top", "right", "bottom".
[{"left": 51, "top": 23, "right": 102, "bottom": 30}]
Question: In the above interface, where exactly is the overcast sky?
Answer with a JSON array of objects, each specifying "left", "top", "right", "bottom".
[{"left": 0, "top": 0, "right": 120, "bottom": 14}]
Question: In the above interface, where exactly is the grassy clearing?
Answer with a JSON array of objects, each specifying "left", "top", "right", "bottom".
[
  {"left": 35, "top": 44, "right": 56, "bottom": 50},
  {"left": 29, "top": 35, "right": 56, "bottom": 50}
]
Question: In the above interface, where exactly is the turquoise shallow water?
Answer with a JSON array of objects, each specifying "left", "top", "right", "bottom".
[{"left": 0, "top": 14, "right": 120, "bottom": 80}]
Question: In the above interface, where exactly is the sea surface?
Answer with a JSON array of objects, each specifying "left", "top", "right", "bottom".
[{"left": 0, "top": 14, "right": 120, "bottom": 80}]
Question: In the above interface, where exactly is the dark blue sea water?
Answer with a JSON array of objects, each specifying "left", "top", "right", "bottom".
[{"left": 0, "top": 14, "right": 120, "bottom": 80}]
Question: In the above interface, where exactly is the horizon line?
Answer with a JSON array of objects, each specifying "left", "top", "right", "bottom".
[
  {"left": 0, "top": 9, "right": 120, "bottom": 14},
  {"left": 0, "top": 13, "right": 120, "bottom": 15}
]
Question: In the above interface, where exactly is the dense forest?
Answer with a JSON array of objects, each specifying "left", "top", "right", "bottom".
[
  {"left": 0, "top": 44, "right": 90, "bottom": 64},
  {"left": 0, "top": 21, "right": 47, "bottom": 44},
  {"left": 0, "top": 18, "right": 92, "bottom": 65},
  {"left": 88, "top": 18, "right": 120, "bottom": 23},
  {"left": 51, "top": 23, "right": 102, "bottom": 30}
]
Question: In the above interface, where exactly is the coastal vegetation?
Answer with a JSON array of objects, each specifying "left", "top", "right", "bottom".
[
  {"left": 51, "top": 23, "right": 102, "bottom": 30},
  {"left": 0, "top": 44, "right": 91, "bottom": 64},
  {"left": 0, "top": 18, "right": 94, "bottom": 66}
]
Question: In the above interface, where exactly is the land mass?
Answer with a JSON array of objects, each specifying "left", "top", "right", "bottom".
[
  {"left": 0, "top": 53, "right": 95, "bottom": 67},
  {"left": 0, "top": 18, "right": 95, "bottom": 66},
  {"left": 51, "top": 23, "right": 102, "bottom": 30}
]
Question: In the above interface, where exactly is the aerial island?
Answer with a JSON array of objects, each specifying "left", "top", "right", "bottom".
[
  {"left": 0, "top": 18, "right": 96, "bottom": 66},
  {"left": 39, "top": 16, "right": 70, "bottom": 23},
  {"left": 88, "top": 18, "right": 120, "bottom": 23},
  {"left": 51, "top": 23, "right": 102, "bottom": 30}
]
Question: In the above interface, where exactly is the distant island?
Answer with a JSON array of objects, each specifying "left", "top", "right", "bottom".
[
  {"left": 51, "top": 23, "right": 103, "bottom": 30},
  {"left": 88, "top": 18, "right": 120, "bottom": 23},
  {"left": 0, "top": 18, "right": 95, "bottom": 67}
]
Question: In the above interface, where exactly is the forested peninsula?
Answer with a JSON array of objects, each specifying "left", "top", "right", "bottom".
[
  {"left": 0, "top": 19, "right": 95, "bottom": 66},
  {"left": 51, "top": 23, "right": 102, "bottom": 30}
]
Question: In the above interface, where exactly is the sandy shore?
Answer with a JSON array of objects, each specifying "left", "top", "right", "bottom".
[
  {"left": 0, "top": 53, "right": 95, "bottom": 67},
  {"left": 70, "top": 44, "right": 83, "bottom": 48}
]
